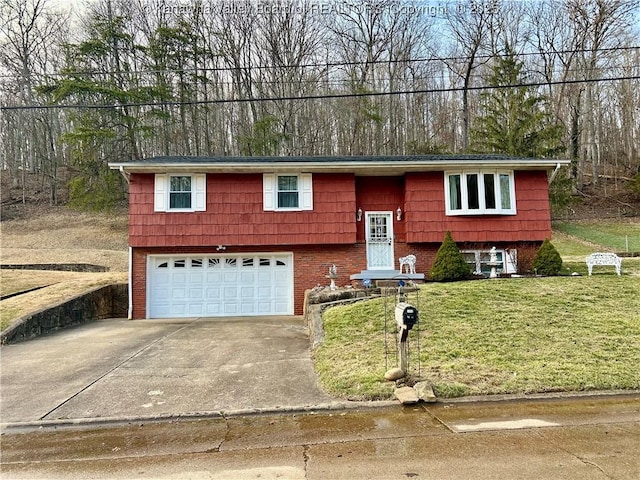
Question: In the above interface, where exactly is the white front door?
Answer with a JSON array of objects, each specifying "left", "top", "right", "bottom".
[{"left": 366, "top": 212, "right": 395, "bottom": 270}]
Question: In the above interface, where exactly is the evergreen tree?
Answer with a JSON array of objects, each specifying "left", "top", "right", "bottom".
[
  {"left": 532, "top": 239, "right": 563, "bottom": 276},
  {"left": 429, "top": 231, "right": 471, "bottom": 281},
  {"left": 471, "top": 46, "right": 565, "bottom": 158},
  {"left": 37, "top": 4, "right": 163, "bottom": 210}
]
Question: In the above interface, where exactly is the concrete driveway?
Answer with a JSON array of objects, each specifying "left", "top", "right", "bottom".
[{"left": 0, "top": 316, "right": 339, "bottom": 427}]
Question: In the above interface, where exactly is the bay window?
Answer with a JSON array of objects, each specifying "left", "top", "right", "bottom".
[{"left": 445, "top": 170, "right": 516, "bottom": 215}]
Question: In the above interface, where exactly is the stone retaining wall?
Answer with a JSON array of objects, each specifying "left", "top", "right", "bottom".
[
  {"left": 1, "top": 284, "right": 128, "bottom": 345},
  {"left": 304, "top": 287, "right": 379, "bottom": 349},
  {"left": 304, "top": 285, "right": 420, "bottom": 349}
]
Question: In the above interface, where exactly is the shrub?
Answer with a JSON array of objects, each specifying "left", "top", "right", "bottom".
[
  {"left": 68, "top": 170, "right": 124, "bottom": 212},
  {"left": 514, "top": 244, "right": 537, "bottom": 274},
  {"left": 532, "top": 238, "right": 563, "bottom": 276},
  {"left": 429, "top": 231, "right": 471, "bottom": 281},
  {"left": 630, "top": 173, "right": 640, "bottom": 196},
  {"left": 548, "top": 172, "right": 574, "bottom": 217}
]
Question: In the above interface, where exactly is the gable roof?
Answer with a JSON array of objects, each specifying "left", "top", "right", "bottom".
[{"left": 109, "top": 154, "right": 570, "bottom": 175}]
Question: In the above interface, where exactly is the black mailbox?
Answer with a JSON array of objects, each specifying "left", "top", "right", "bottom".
[{"left": 395, "top": 303, "right": 419, "bottom": 330}]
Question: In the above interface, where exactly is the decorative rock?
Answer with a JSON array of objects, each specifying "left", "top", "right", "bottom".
[
  {"left": 394, "top": 386, "right": 419, "bottom": 404},
  {"left": 384, "top": 367, "right": 405, "bottom": 381},
  {"left": 414, "top": 381, "right": 437, "bottom": 402}
]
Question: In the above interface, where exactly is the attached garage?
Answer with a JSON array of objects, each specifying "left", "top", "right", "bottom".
[{"left": 147, "top": 253, "right": 293, "bottom": 318}]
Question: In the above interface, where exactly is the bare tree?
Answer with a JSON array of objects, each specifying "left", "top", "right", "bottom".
[
  {"left": 566, "top": 0, "right": 637, "bottom": 187},
  {"left": 0, "top": 0, "right": 68, "bottom": 203},
  {"left": 442, "top": 1, "right": 494, "bottom": 151}
]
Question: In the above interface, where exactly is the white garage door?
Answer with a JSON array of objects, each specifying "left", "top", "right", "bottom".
[{"left": 147, "top": 253, "right": 293, "bottom": 318}]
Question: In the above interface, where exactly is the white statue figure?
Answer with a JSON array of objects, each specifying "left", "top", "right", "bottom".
[
  {"left": 489, "top": 246, "right": 498, "bottom": 265},
  {"left": 328, "top": 264, "right": 338, "bottom": 290},
  {"left": 488, "top": 247, "right": 499, "bottom": 278},
  {"left": 329, "top": 264, "right": 337, "bottom": 277},
  {"left": 399, "top": 254, "right": 416, "bottom": 274}
]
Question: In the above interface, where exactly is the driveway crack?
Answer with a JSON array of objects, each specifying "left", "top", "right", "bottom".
[
  {"left": 218, "top": 413, "right": 231, "bottom": 452},
  {"left": 39, "top": 319, "right": 200, "bottom": 421},
  {"left": 303, "top": 444, "right": 310, "bottom": 479}
]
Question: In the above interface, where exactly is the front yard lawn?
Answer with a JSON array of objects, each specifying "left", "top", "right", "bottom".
[{"left": 314, "top": 265, "right": 640, "bottom": 400}]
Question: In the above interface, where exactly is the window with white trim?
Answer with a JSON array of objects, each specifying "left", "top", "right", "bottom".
[
  {"left": 169, "top": 176, "right": 192, "bottom": 209},
  {"left": 278, "top": 175, "right": 299, "bottom": 208},
  {"left": 154, "top": 174, "right": 206, "bottom": 212},
  {"left": 445, "top": 170, "right": 516, "bottom": 215},
  {"left": 462, "top": 249, "right": 518, "bottom": 275},
  {"left": 263, "top": 173, "right": 313, "bottom": 211}
]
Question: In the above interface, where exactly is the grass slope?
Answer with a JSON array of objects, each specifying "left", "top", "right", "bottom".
[
  {"left": 316, "top": 272, "right": 640, "bottom": 400},
  {"left": 315, "top": 225, "right": 640, "bottom": 400},
  {"left": 553, "top": 220, "right": 640, "bottom": 253},
  {"left": 1, "top": 207, "right": 129, "bottom": 330}
]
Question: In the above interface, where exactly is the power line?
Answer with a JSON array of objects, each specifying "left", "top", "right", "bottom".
[
  {"left": 0, "top": 45, "right": 638, "bottom": 80},
  {"left": 2, "top": 74, "right": 638, "bottom": 111},
  {"left": 1, "top": 63, "right": 630, "bottom": 90}
]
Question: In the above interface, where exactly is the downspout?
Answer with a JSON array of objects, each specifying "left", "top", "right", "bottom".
[
  {"left": 119, "top": 165, "right": 132, "bottom": 319},
  {"left": 118, "top": 165, "right": 131, "bottom": 184},
  {"left": 548, "top": 162, "right": 561, "bottom": 185},
  {"left": 128, "top": 246, "right": 133, "bottom": 320}
]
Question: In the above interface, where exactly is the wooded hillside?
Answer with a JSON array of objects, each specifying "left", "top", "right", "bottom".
[{"left": 1, "top": 0, "right": 639, "bottom": 209}]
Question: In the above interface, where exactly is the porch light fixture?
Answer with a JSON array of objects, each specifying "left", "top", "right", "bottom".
[
  {"left": 396, "top": 207, "right": 402, "bottom": 221},
  {"left": 357, "top": 207, "right": 363, "bottom": 221}
]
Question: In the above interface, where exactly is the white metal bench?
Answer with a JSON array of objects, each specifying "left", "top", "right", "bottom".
[{"left": 586, "top": 252, "right": 622, "bottom": 276}]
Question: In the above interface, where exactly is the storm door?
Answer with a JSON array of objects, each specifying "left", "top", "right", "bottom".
[{"left": 365, "top": 212, "right": 395, "bottom": 270}]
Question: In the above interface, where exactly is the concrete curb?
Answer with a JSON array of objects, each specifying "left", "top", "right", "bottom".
[
  {"left": 3, "top": 390, "right": 638, "bottom": 434},
  {"left": 431, "top": 388, "right": 640, "bottom": 405},
  {"left": 0, "top": 401, "right": 398, "bottom": 433}
]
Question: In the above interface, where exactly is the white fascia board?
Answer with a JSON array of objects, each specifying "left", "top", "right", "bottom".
[{"left": 108, "top": 158, "right": 571, "bottom": 175}]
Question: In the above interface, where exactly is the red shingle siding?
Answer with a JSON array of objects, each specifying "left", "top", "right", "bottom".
[
  {"left": 129, "top": 173, "right": 356, "bottom": 248},
  {"left": 405, "top": 170, "right": 551, "bottom": 243},
  {"left": 355, "top": 176, "right": 405, "bottom": 242}
]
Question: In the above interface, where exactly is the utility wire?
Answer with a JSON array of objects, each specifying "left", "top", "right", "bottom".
[
  {"left": 2, "top": 63, "right": 630, "bottom": 89},
  {"left": 2, "top": 74, "right": 638, "bottom": 111},
  {"left": 0, "top": 45, "right": 638, "bottom": 79}
]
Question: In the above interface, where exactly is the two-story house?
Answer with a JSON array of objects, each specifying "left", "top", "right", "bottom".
[{"left": 109, "top": 155, "right": 568, "bottom": 319}]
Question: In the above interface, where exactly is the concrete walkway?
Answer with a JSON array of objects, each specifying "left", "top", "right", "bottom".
[{"left": 0, "top": 316, "right": 341, "bottom": 427}]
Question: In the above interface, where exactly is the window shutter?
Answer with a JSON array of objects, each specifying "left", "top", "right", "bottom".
[
  {"left": 263, "top": 173, "right": 275, "bottom": 210},
  {"left": 193, "top": 174, "right": 206, "bottom": 211},
  {"left": 300, "top": 173, "right": 313, "bottom": 210},
  {"left": 154, "top": 174, "right": 167, "bottom": 212}
]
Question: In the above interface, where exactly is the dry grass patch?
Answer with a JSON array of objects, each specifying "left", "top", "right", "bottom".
[
  {"left": 1, "top": 208, "right": 128, "bottom": 250},
  {"left": 1, "top": 206, "right": 128, "bottom": 271},
  {"left": 1, "top": 207, "right": 129, "bottom": 331},
  {"left": 1, "top": 270, "right": 63, "bottom": 297}
]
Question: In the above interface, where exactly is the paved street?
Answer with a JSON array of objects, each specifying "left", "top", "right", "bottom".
[{"left": 1, "top": 395, "right": 638, "bottom": 479}]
